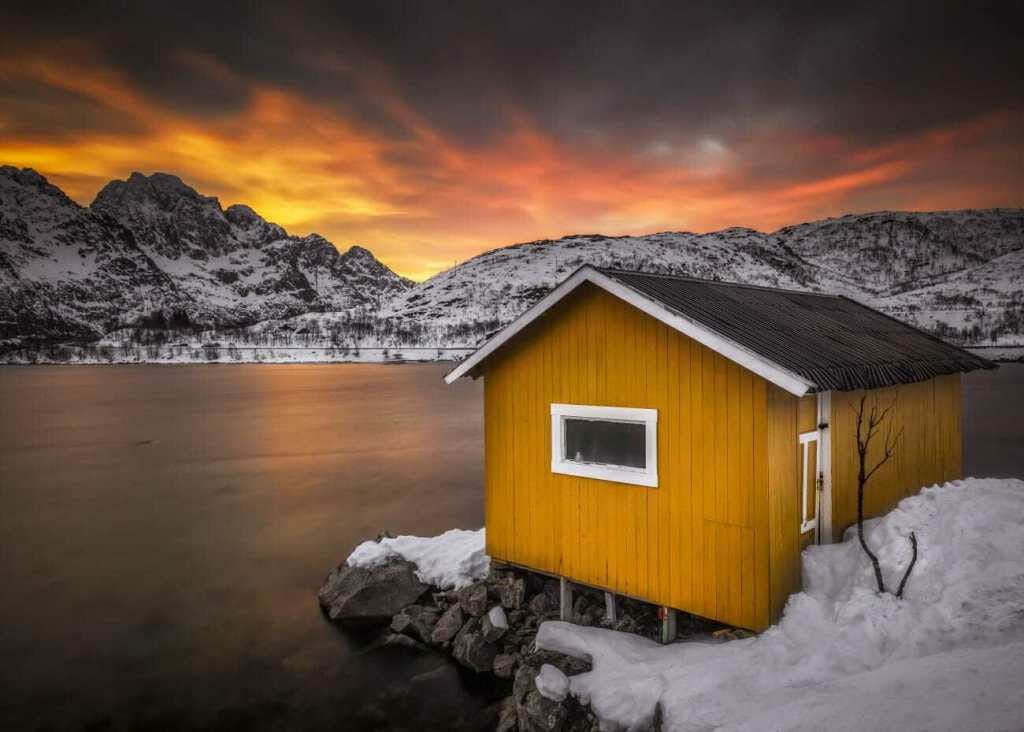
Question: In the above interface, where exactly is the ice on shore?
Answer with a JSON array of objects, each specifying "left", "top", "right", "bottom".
[{"left": 347, "top": 527, "right": 488, "bottom": 589}]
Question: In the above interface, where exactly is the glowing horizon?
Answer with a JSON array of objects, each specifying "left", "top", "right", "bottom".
[{"left": 2, "top": 7, "right": 1021, "bottom": 281}]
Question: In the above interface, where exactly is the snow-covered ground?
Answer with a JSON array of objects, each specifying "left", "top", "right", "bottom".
[
  {"left": 537, "top": 478, "right": 1024, "bottom": 731},
  {"left": 347, "top": 528, "right": 489, "bottom": 590},
  {"left": 340, "top": 480, "right": 1024, "bottom": 731}
]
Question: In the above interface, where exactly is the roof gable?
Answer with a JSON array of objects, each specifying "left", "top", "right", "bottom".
[{"left": 444, "top": 266, "right": 994, "bottom": 394}]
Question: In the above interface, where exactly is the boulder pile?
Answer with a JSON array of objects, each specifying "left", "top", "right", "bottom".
[{"left": 319, "top": 552, "right": 717, "bottom": 730}]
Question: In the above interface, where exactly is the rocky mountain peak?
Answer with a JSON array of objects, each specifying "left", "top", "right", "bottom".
[
  {"left": 224, "top": 203, "right": 265, "bottom": 228},
  {"left": 342, "top": 244, "right": 376, "bottom": 261},
  {"left": 0, "top": 167, "right": 413, "bottom": 342},
  {"left": 0, "top": 166, "right": 77, "bottom": 210},
  {"left": 95, "top": 171, "right": 209, "bottom": 209}
]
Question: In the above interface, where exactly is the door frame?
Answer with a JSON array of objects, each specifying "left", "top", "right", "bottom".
[
  {"left": 816, "top": 391, "right": 833, "bottom": 544},
  {"left": 798, "top": 430, "right": 819, "bottom": 538}
]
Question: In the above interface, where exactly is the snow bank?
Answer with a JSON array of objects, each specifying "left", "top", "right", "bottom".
[
  {"left": 347, "top": 528, "right": 489, "bottom": 589},
  {"left": 537, "top": 478, "right": 1024, "bottom": 731}
]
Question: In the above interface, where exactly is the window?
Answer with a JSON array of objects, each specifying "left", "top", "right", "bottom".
[{"left": 550, "top": 404, "right": 658, "bottom": 487}]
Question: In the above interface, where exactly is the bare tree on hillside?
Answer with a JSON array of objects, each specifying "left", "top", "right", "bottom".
[{"left": 853, "top": 394, "right": 918, "bottom": 598}]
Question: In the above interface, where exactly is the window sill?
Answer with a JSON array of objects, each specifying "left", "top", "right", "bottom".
[{"left": 551, "top": 459, "right": 658, "bottom": 487}]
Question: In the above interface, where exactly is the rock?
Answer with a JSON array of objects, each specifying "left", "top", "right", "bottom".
[
  {"left": 499, "top": 577, "right": 527, "bottom": 610},
  {"left": 496, "top": 696, "right": 518, "bottom": 732},
  {"left": 482, "top": 605, "right": 509, "bottom": 642},
  {"left": 572, "top": 595, "right": 590, "bottom": 616},
  {"left": 390, "top": 604, "right": 439, "bottom": 644},
  {"left": 514, "top": 660, "right": 600, "bottom": 732},
  {"left": 318, "top": 560, "right": 427, "bottom": 625},
  {"left": 430, "top": 603, "right": 465, "bottom": 645},
  {"left": 542, "top": 580, "right": 561, "bottom": 607},
  {"left": 452, "top": 619, "right": 498, "bottom": 673},
  {"left": 493, "top": 652, "right": 519, "bottom": 679},
  {"left": 487, "top": 566, "right": 514, "bottom": 585},
  {"left": 513, "top": 663, "right": 538, "bottom": 704},
  {"left": 459, "top": 582, "right": 489, "bottom": 617},
  {"left": 528, "top": 593, "right": 552, "bottom": 617},
  {"left": 377, "top": 632, "right": 430, "bottom": 654},
  {"left": 514, "top": 664, "right": 567, "bottom": 732},
  {"left": 521, "top": 649, "right": 592, "bottom": 678}
]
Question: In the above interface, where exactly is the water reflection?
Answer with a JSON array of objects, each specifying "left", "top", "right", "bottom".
[{"left": 0, "top": 364, "right": 486, "bottom": 730}]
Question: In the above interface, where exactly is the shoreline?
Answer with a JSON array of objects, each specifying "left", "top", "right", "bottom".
[
  {"left": 3, "top": 344, "right": 1021, "bottom": 366},
  {"left": 0, "top": 345, "right": 475, "bottom": 365}
]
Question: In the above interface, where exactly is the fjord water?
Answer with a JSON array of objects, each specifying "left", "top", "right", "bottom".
[
  {"left": 0, "top": 363, "right": 1020, "bottom": 730},
  {"left": 0, "top": 364, "right": 488, "bottom": 730}
]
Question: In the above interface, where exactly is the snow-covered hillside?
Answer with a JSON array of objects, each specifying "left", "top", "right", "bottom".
[
  {"left": 3, "top": 163, "right": 1022, "bottom": 356},
  {"left": 250, "top": 209, "right": 1024, "bottom": 352},
  {"left": 0, "top": 166, "right": 410, "bottom": 344}
]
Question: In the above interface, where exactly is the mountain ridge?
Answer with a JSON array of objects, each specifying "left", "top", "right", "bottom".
[
  {"left": 2, "top": 165, "right": 1022, "bottom": 354},
  {"left": 0, "top": 166, "right": 411, "bottom": 343}
]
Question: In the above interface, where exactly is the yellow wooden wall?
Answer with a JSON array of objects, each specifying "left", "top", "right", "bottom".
[
  {"left": 766, "top": 386, "right": 800, "bottom": 622},
  {"left": 483, "top": 284, "right": 774, "bottom": 630},
  {"left": 829, "top": 374, "right": 963, "bottom": 540}
]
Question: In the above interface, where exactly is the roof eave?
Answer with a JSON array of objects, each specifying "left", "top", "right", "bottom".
[{"left": 444, "top": 266, "right": 815, "bottom": 397}]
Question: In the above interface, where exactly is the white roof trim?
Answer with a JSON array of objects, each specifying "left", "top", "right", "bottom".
[{"left": 444, "top": 266, "right": 814, "bottom": 396}]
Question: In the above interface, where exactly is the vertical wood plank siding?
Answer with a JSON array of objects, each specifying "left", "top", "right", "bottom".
[
  {"left": 483, "top": 284, "right": 773, "bottom": 630},
  {"left": 829, "top": 374, "right": 963, "bottom": 539},
  {"left": 481, "top": 283, "right": 965, "bottom": 631},
  {"left": 766, "top": 385, "right": 800, "bottom": 622}
]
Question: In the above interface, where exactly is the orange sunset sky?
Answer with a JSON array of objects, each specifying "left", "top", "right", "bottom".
[{"left": 2, "top": 3, "right": 1022, "bottom": 280}]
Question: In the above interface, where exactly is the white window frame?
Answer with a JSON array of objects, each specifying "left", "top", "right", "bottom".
[
  {"left": 799, "top": 430, "right": 819, "bottom": 536},
  {"left": 550, "top": 403, "right": 658, "bottom": 487}
]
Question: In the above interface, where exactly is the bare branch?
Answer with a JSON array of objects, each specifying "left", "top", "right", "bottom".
[{"left": 896, "top": 533, "right": 918, "bottom": 599}]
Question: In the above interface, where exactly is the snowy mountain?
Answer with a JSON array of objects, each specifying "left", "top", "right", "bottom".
[
  {"left": 0, "top": 167, "right": 410, "bottom": 343},
  {"left": 249, "top": 209, "right": 1024, "bottom": 352},
  {"left": 3, "top": 163, "right": 1022, "bottom": 356}
]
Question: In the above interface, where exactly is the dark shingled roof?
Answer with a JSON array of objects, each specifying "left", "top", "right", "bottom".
[{"left": 598, "top": 268, "right": 996, "bottom": 392}]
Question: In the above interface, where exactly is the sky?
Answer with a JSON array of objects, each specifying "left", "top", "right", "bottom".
[{"left": 1, "top": 2, "right": 1022, "bottom": 280}]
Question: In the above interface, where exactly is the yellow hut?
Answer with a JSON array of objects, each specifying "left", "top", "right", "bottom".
[{"left": 445, "top": 266, "right": 993, "bottom": 633}]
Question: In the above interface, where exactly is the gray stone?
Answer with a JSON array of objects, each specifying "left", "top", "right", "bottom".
[
  {"left": 528, "top": 592, "right": 552, "bottom": 617},
  {"left": 514, "top": 664, "right": 567, "bottom": 732},
  {"left": 377, "top": 632, "right": 429, "bottom": 653},
  {"left": 499, "top": 577, "right": 527, "bottom": 610},
  {"left": 430, "top": 603, "right": 465, "bottom": 645},
  {"left": 496, "top": 696, "right": 518, "bottom": 732},
  {"left": 521, "top": 649, "right": 592, "bottom": 678},
  {"left": 521, "top": 686, "right": 568, "bottom": 732},
  {"left": 318, "top": 560, "right": 427, "bottom": 625},
  {"left": 572, "top": 594, "right": 592, "bottom": 617},
  {"left": 458, "top": 581, "right": 489, "bottom": 617},
  {"left": 390, "top": 604, "right": 439, "bottom": 644},
  {"left": 514, "top": 660, "right": 601, "bottom": 732},
  {"left": 482, "top": 605, "right": 508, "bottom": 642},
  {"left": 493, "top": 652, "right": 519, "bottom": 679},
  {"left": 452, "top": 619, "right": 498, "bottom": 673}
]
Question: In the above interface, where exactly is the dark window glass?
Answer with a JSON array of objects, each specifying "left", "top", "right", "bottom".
[{"left": 563, "top": 418, "right": 646, "bottom": 469}]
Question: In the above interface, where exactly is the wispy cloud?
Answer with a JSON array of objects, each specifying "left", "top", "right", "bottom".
[{"left": 1, "top": 46, "right": 1021, "bottom": 280}]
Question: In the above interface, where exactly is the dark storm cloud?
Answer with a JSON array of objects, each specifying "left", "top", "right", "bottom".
[
  {"left": 4, "top": 1, "right": 1022, "bottom": 145},
  {"left": 1, "top": 1, "right": 1021, "bottom": 278}
]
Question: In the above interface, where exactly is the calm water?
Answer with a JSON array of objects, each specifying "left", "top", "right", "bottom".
[
  {"left": 0, "top": 364, "right": 487, "bottom": 731},
  {"left": 0, "top": 363, "right": 1020, "bottom": 731}
]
